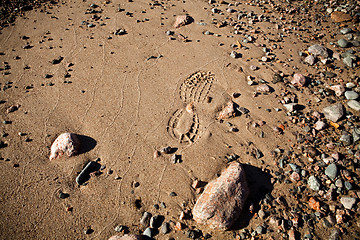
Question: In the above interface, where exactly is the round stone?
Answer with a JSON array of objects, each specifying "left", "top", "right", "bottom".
[
  {"left": 343, "top": 56, "right": 354, "bottom": 67},
  {"left": 344, "top": 91, "right": 359, "bottom": 100},
  {"left": 340, "top": 197, "right": 356, "bottom": 209},
  {"left": 338, "top": 39, "right": 349, "bottom": 48},
  {"left": 347, "top": 100, "right": 360, "bottom": 111},
  {"left": 346, "top": 82, "right": 356, "bottom": 88},
  {"left": 325, "top": 163, "right": 338, "bottom": 180},
  {"left": 340, "top": 28, "right": 352, "bottom": 34},
  {"left": 308, "top": 175, "right": 321, "bottom": 191},
  {"left": 344, "top": 181, "right": 353, "bottom": 190}
]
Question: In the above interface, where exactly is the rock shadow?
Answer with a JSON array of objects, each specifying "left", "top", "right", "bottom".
[
  {"left": 231, "top": 164, "right": 274, "bottom": 230},
  {"left": 77, "top": 134, "right": 97, "bottom": 154}
]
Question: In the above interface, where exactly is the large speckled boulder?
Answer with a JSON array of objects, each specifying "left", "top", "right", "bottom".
[
  {"left": 49, "top": 133, "right": 80, "bottom": 160},
  {"left": 192, "top": 161, "right": 249, "bottom": 230}
]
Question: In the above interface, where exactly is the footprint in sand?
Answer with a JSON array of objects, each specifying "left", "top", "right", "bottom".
[
  {"left": 179, "top": 71, "right": 214, "bottom": 104},
  {"left": 167, "top": 108, "right": 200, "bottom": 144},
  {"left": 167, "top": 71, "right": 231, "bottom": 145}
]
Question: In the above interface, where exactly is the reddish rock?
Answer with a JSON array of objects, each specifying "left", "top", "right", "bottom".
[
  {"left": 174, "top": 221, "right": 184, "bottom": 231},
  {"left": 331, "top": 11, "right": 352, "bottom": 23},
  {"left": 217, "top": 101, "right": 236, "bottom": 120},
  {"left": 49, "top": 133, "right": 80, "bottom": 160},
  {"left": 256, "top": 84, "right": 271, "bottom": 92},
  {"left": 192, "top": 162, "right": 249, "bottom": 230},
  {"left": 314, "top": 120, "right": 327, "bottom": 130},
  {"left": 304, "top": 55, "right": 316, "bottom": 65},
  {"left": 174, "top": 15, "right": 192, "bottom": 28},
  {"left": 329, "top": 85, "right": 345, "bottom": 97},
  {"left": 309, "top": 197, "right": 320, "bottom": 211},
  {"left": 288, "top": 229, "right": 298, "bottom": 240},
  {"left": 108, "top": 235, "right": 143, "bottom": 240},
  {"left": 291, "top": 73, "right": 306, "bottom": 87},
  {"left": 290, "top": 172, "right": 301, "bottom": 182}
]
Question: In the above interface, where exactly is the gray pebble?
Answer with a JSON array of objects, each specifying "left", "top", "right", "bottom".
[
  {"left": 150, "top": 215, "right": 162, "bottom": 228},
  {"left": 340, "top": 28, "right": 352, "bottom": 34},
  {"left": 59, "top": 192, "right": 69, "bottom": 199},
  {"left": 308, "top": 44, "right": 329, "bottom": 58},
  {"left": 258, "top": 209, "right": 266, "bottom": 219},
  {"left": 230, "top": 50, "right": 240, "bottom": 59},
  {"left": 140, "top": 212, "right": 152, "bottom": 227},
  {"left": 283, "top": 103, "right": 298, "bottom": 112},
  {"left": 329, "top": 228, "right": 340, "bottom": 240},
  {"left": 323, "top": 103, "right": 344, "bottom": 122},
  {"left": 171, "top": 154, "right": 182, "bottom": 164},
  {"left": 353, "top": 128, "right": 360, "bottom": 143},
  {"left": 346, "top": 82, "right": 356, "bottom": 88},
  {"left": 347, "top": 100, "right": 360, "bottom": 111},
  {"left": 344, "top": 181, "right": 353, "bottom": 190},
  {"left": 250, "top": 65, "right": 258, "bottom": 71},
  {"left": 114, "top": 225, "right": 124, "bottom": 232},
  {"left": 247, "top": 80, "right": 254, "bottom": 86},
  {"left": 340, "top": 197, "right": 356, "bottom": 209},
  {"left": 166, "top": 30, "right": 174, "bottom": 36},
  {"left": 143, "top": 227, "right": 153, "bottom": 237},
  {"left": 325, "top": 163, "right": 338, "bottom": 180},
  {"left": 196, "top": 22, "right": 207, "bottom": 26},
  {"left": 289, "top": 163, "right": 301, "bottom": 173},
  {"left": 161, "top": 222, "right": 170, "bottom": 234},
  {"left": 343, "top": 56, "right": 355, "bottom": 68},
  {"left": 335, "top": 179, "right": 343, "bottom": 188},
  {"left": 351, "top": 40, "right": 360, "bottom": 47},
  {"left": 340, "top": 132, "right": 352, "bottom": 146},
  {"left": 344, "top": 91, "right": 359, "bottom": 100},
  {"left": 255, "top": 225, "right": 265, "bottom": 234},
  {"left": 308, "top": 175, "right": 321, "bottom": 191},
  {"left": 338, "top": 38, "right": 349, "bottom": 48}
]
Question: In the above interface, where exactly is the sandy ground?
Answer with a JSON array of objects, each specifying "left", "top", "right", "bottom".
[{"left": 0, "top": 0, "right": 359, "bottom": 239}]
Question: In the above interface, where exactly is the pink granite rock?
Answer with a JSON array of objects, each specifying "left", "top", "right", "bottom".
[
  {"left": 49, "top": 133, "right": 80, "bottom": 160},
  {"left": 291, "top": 73, "right": 306, "bottom": 87},
  {"left": 314, "top": 120, "right": 327, "bottom": 130},
  {"left": 329, "top": 85, "right": 345, "bottom": 97},
  {"left": 256, "top": 84, "right": 271, "bottom": 92},
  {"left": 217, "top": 101, "right": 236, "bottom": 120},
  {"left": 108, "top": 235, "right": 143, "bottom": 240},
  {"left": 192, "top": 161, "right": 249, "bottom": 230},
  {"left": 304, "top": 55, "right": 316, "bottom": 65},
  {"left": 174, "top": 15, "right": 191, "bottom": 28}
]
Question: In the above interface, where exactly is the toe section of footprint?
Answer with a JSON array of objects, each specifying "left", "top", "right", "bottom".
[{"left": 179, "top": 71, "right": 214, "bottom": 104}]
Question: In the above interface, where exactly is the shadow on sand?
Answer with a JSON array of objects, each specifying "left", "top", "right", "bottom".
[
  {"left": 231, "top": 164, "right": 274, "bottom": 230},
  {"left": 77, "top": 134, "right": 97, "bottom": 154}
]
